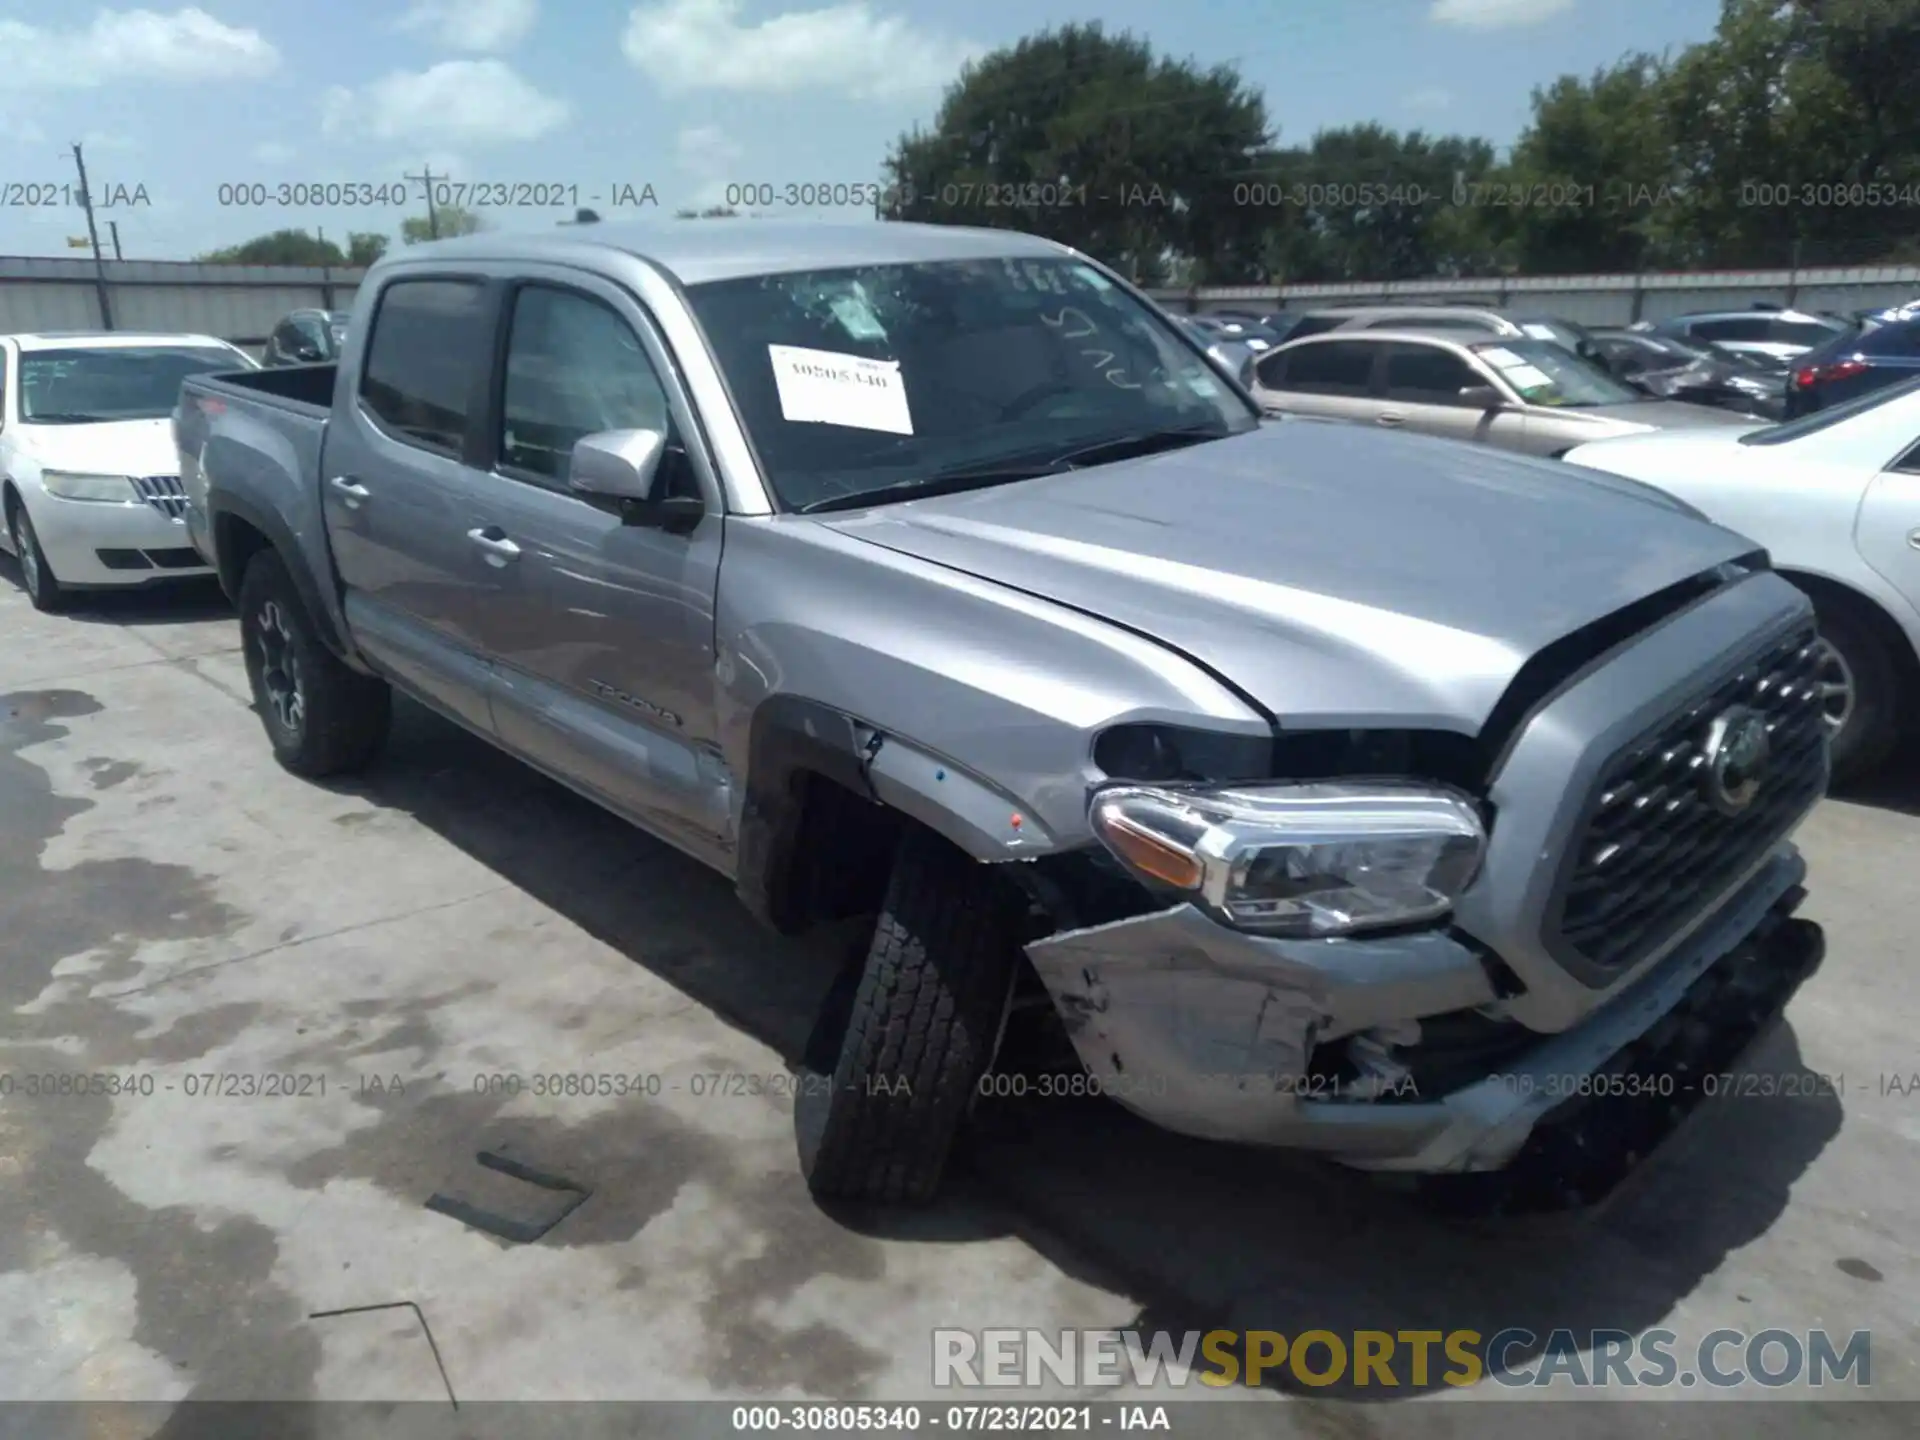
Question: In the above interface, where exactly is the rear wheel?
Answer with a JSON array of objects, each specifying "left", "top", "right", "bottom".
[
  {"left": 1806, "top": 593, "right": 1903, "bottom": 783},
  {"left": 7, "top": 501, "right": 67, "bottom": 613},
  {"left": 238, "top": 550, "right": 390, "bottom": 777},
  {"left": 796, "top": 825, "right": 1027, "bottom": 1204}
]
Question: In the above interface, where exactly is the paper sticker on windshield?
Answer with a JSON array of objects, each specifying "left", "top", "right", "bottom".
[
  {"left": 1071, "top": 264, "right": 1114, "bottom": 291},
  {"left": 768, "top": 345, "right": 913, "bottom": 434},
  {"left": 1521, "top": 323, "right": 1557, "bottom": 340},
  {"left": 1504, "top": 364, "right": 1553, "bottom": 390},
  {"left": 1481, "top": 347, "right": 1523, "bottom": 368},
  {"left": 829, "top": 290, "right": 888, "bottom": 341}
]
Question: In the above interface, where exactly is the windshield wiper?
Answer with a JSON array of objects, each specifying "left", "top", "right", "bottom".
[
  {"left": 24, "top": 411, "right": 110, "bottom": 423},
  {"left": 796, "top": 425, "right": 1230, "bottom": 516}
]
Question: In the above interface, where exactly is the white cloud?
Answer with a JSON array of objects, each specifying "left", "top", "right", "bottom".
[
  {"left": 676, "top": 124, "right": 743, "bottom": 174},
  {"left": 252, "top": 142, "right": 296, "bottom": 164},
  {"left": 0, "top": 7, "right": 280, "bottom": 88},
  {"left": 321, "top": 61, "right": 570, "bottom": 146},
  {"left": 1430, "top": 0, "right": 1573, "bottom": 27},
  {"left": 623, "top": 0, "right": 980, "bottom": 100},
  {"left": 397, "top": 0, "right": 538, "bottom": 52},
  {"left": 1, "top": 115, "right": 48, "bottom": 145},
  {"left": 1404, "top": 87, "right": 1453, "bottom": 110}
]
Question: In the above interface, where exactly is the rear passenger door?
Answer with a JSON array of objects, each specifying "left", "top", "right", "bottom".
[
  {"left": 462, "top": 272, "right": 731, "bottom": 860},
  {"left": 320, "top": 275, "right": 499, "bottom": 734},
  {"left": 1251, "top": 339, "right": 1381, "bottom": 423}
]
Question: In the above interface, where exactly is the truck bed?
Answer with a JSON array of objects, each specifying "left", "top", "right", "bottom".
[{"left": 195, "top": 362, "right": 336, "bottom": 415}]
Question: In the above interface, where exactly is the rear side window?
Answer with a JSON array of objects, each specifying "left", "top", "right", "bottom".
[
  {"left": 1771, "top": 318, "right": 1844, "bottom": 346},
  {"left": 1277, "top": 340, "right": 1376, "bottom": 394},
  {"left": 359, "top": 279, "right": 490, "bottom": 455}
]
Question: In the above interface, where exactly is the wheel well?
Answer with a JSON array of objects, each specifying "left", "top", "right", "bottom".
[
  {"left": 212, "top": 511, "right": 272, "bottom": 600},
  {"left": 1777, "top": 569, "right": 1920, "bottom": 697},
  {"left": 768, "top": 768, "right": 905, "bottom": 932}
]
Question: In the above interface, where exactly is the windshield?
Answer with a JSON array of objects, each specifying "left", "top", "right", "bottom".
[
  {"left": 1740, "top": 374, "right": 1920, "bottom": 445},
  {"left": 1470, "top": 339, "right": 1640, "bottom": 406},
  {"left": 19, "top": 346, "right": 247, "bottom": 422},
  {"left": 1603, "top": 332, "right": 1712, "bottom": 366},
  {"left": 682, "top": 256, "right": 1257, "bottom": 511}
]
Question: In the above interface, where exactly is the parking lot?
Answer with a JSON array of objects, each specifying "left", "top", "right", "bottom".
[{"left": 3, "top": 570, "right": 1918, "bottom": 1432}]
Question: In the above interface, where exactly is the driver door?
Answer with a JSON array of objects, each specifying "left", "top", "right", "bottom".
[
  {"left": 1858, "top": 434, "right": 1920, "bottom": 621},
  {"left": 463, "top": 272, "right": 731, "bottom": 860}
]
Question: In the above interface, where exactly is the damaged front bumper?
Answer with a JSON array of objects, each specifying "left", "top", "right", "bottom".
[{"left": 1022, "top": 847, "right": 1822, "bottom": 1177}]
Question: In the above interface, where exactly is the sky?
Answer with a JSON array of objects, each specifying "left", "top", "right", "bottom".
[{"left": 0, "top": 0, "right": 1731, "bottom": 262}]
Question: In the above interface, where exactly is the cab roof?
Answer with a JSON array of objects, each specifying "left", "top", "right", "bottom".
[{"left": 387, "top": 218, "right": 1076, "bottom": 286}]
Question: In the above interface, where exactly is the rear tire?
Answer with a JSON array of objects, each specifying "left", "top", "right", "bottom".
[
  {"left": 796, "top": 825, "right": 1027, "bottom": 1204},
  {"left": 1808, "top": 593, "right": 1903, "bottom": 784},
  {"left": 7, "top": 501, "right": 67, "bottom": 614},
  {"left": 238, "top": 550, "right": 390, "bottom": 777}
]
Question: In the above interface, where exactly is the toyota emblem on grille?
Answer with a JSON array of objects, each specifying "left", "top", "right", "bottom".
[{"left": 1703, "top": 706, "right": 1770, "bottom": 814}]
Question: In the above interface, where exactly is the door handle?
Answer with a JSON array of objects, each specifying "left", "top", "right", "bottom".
[
  {"left": 467, "top": 526, "right": 522, "bottom": 566},
  {"left": 1376, "top": 412, "right": 1405, "bottom": 426},
  {"left": 329, "top": 476, "right": 369, "bottom": 507}
]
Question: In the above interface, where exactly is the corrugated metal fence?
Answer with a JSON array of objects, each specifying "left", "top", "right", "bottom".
[
  {"left": 4, "top": 254, "right": 1920, "bottom": 342},
  {"left": 0, "top": 256, "right": 368, "bottom": 346}
]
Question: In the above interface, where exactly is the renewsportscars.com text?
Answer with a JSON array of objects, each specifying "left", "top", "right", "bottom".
[{"left": 933, "top": 1327, "right": 1871, "bottom": 1391}]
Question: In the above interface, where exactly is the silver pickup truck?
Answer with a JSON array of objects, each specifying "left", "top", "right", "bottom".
[{"left": 174, "top": 220, "right": 1828, "bottom": 1209}]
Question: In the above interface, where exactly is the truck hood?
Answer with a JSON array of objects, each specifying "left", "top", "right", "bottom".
[
  {"left": 11, "top": 417, "right": 179, "bottom": 477},
  {"left": 822, "top": 423, "right": 1759, "bottom": 732}
]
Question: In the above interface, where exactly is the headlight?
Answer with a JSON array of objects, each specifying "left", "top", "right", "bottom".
[
  {"left": 41, "top": 470, "right": 137, "bottom": 503},
  {"left": 1090, "top": 782, "right": 1485, "bottom": 937}
]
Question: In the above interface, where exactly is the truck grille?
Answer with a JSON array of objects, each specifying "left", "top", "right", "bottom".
[
  {"left": 131, "top": 475, "right": 187, "bottom": 520},
  {"left": 1552, "top": 627, "right": 1828, "bottom": 973}
]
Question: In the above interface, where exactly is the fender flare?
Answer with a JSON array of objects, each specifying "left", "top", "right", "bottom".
[
  {"left": 733, "top": 696, "right": 1061, "bottom": 929},
  {"left": 208, "top": 493, "right": 354, "bottom": 662}
]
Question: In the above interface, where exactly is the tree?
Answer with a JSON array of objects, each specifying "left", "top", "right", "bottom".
[
  {"left": 882, "top": 24, "right": 1272, "bottom": 285},
  {"left": 196, "top": 228, "right": 344, "bottom": 265},
  {"left": 400, "top": 205, "right": 486, "bottom": 244},
  {"left": 345, "top": 231, "right": 389, "bottom": 267}
]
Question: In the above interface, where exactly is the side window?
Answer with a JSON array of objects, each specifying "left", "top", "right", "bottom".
[
  {"left": 1280, "top": 340, "right": 1377, "bottom": 395},
  {"left": 1860, "top": 323, "right": 1920, "bottom": 357},
  {"left": 1253, "top": 350, "right": 1288, "bottom": 388},
  {"left": 1771, "top": 319, "right": 1843, "bottom": 347},
  {"left": 359, "top": 279, "right": 489, "bottom": 456},
  {"left": 1285, "top": 314, "right": 1347, "bottom": 340},
  {"left": 1689, "top": 317, "right": 1769, "bottom": 342},
  {"left": 1383, "top": 344, "right": 1480, "bottom": 403},
  {"left": 499, "top": 285, "right": 675, "bottom": 488}
]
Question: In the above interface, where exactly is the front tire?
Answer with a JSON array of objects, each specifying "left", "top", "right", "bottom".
[
  {"left": 797, "top": 825, "right": 1026, "bottom": 1204},
  {"left": 238, "top": 550, "right": 390, "bottom": 777},
  {"left": 8, "top": 502, "right": 67, "bottom": 613},
  {"left": 1808, "top": 594, "right": 1903, "bottom": 784}
]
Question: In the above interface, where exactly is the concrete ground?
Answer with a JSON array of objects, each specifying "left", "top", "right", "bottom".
[{"left": 2, "top": 570, "right": 1917, "bottom": 1435}]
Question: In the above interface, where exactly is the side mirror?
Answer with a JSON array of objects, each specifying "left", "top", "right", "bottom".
[
  {"left": 1458, "top": 384, "right": 1503, "bottom": 410},
  {"left": 569, "top": 428, "right": 703, "bottom": 533}
]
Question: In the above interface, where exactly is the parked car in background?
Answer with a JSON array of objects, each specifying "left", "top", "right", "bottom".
[
  {"left": 1, "top": 330, "right": 258, "bottom": 611},
  {"left": 173, "top": 219, "right": 1828, "bottom": 1209},
  {"left": 1250, "top": 329, "right": 1761, "bottom": 457},
  {"left": 1174, "top": 316, "right": 1256, "bottom": 386},
  {"left": 1185, "top": 314, "right": 1287, "bottom": 353},
  {"left": 1566, "top": 378, "right": 1920, "bottom": 780},
  {"left": 1588, "top": 327, "right": 1787, "bottom": 419},
  {"left": 1638, "top": 308, "right": 1848, "bottom": 367},
  {"left": 262, "top": 308, "right": 350, "bottom": 367},
  {"left": 1783, "top": 314, "right": 1920, "bottom": 419},
  {"left": 1316, "top": 305, "right": 1602, "bottom": 356}
]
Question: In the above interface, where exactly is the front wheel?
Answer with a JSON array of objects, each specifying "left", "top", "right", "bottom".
[
  {"left": 238, "top": 550, "right": 391, "bottom": 777},
  {"left": 8, "top": 502, "right": 67, "bottom": 613},
  {"left": 1808, "top": 597, "right": 1904, "bottom": 784},
  {"left": 796, "top": 826, "right": 1027, "bottom": 1204}
]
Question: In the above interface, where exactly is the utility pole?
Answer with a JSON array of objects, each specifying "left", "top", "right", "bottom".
[
  {"left": 404, "top": 165, "right": 442, "bottom": 239},
  {"left": 71, "top": 142, "right": 114, "bottom": 329},
  {"left": 109, "top": 221, "right": 123, "bottom": 260}
]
